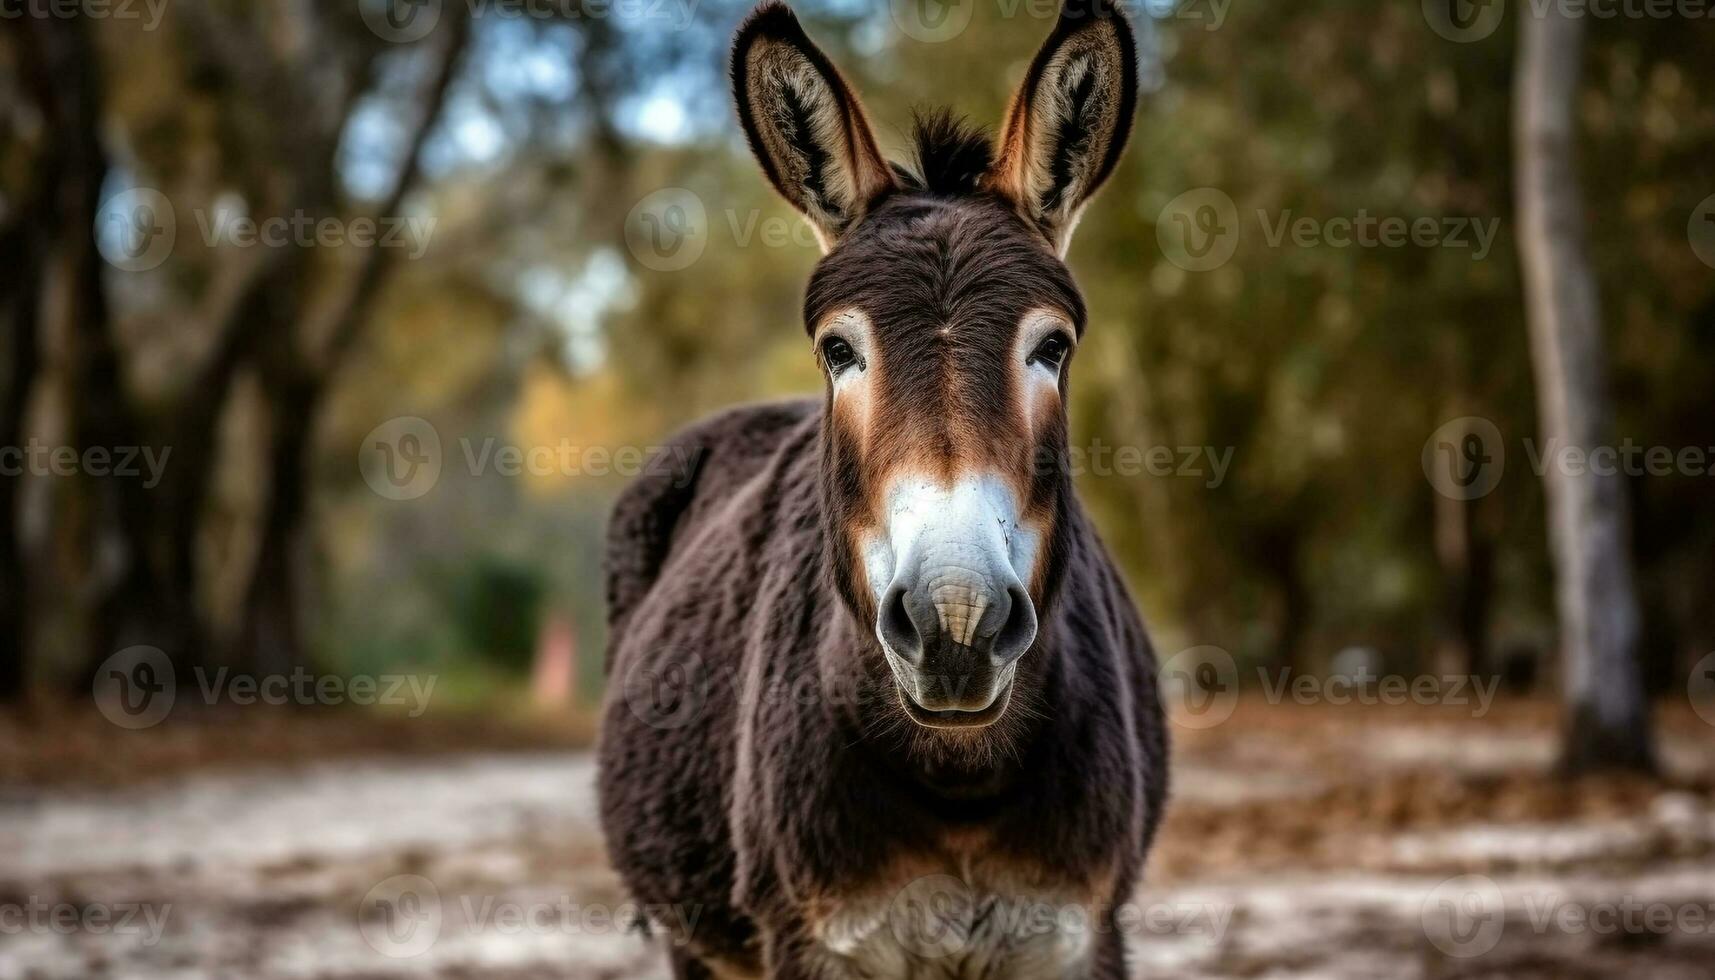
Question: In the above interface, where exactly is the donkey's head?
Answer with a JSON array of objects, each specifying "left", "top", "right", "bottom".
[{"left": 732, "top": 0, "right": 1136, "bottom": 730}]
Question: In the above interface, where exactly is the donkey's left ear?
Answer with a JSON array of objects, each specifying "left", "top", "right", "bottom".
[
  {"left": 986, "top": 0, "right": 1138, "bottom": 255},
  {"left": 731, "top": 2, "right": 897, "bottom": 251}
]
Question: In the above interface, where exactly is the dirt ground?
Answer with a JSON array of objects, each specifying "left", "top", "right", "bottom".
[{"left": 3, "top": 699, "right": 1714, "bottom": 979}]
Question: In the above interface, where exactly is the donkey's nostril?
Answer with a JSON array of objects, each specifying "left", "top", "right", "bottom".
[
  {"left": 879, "top": 584, "right": 924, "bottom": 662},
  {"left": 990, "top": 584, "right": 1038, "bottom": 664}
]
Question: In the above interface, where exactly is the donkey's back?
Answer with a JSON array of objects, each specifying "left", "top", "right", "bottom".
[
  {"left": 599, "top": 398, "right": 822, "bottom": 974},
  {"left": 604, "top": 398, "right": 818, "bottom": 649}
]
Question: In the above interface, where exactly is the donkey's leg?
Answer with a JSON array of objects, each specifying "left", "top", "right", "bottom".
[{"left": 1090, "top": 916, "right": 1131, "bottom": 980}]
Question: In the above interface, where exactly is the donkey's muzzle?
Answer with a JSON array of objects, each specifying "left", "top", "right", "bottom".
[
  {"left": 878, "top": 570, "right": 1037, "bottom": 724},
  {"left": 867, "top": 473, "right": 1042, "bottom": 727}
]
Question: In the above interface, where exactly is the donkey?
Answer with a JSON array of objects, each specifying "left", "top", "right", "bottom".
[{"left": 599, "top": 1, "right": 1168, "bottom": 976}]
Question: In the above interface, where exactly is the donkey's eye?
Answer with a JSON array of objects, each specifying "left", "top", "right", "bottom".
[
  {"left": 821, "top": 337, "right": 861, "bottom": 375},
  {"left": 1029, "top": 334, "right": 1072, "bottom": 370}
]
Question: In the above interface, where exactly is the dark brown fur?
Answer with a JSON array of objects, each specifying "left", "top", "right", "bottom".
[{"left": 599, "top": 2, "right": 1166, "bottom": 977}]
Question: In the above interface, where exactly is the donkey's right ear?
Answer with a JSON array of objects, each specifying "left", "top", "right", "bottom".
[{"left": 731, "top": 2, "right": 896, "bottom": 251}]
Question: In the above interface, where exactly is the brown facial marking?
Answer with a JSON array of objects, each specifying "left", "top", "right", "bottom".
[{"left": 819, "top": 309, "right": 880, "bottom": 464}]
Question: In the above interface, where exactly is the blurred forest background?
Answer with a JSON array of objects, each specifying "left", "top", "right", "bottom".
[{"left": 2, "top": 0, "right": 1712, "bottom": 730}]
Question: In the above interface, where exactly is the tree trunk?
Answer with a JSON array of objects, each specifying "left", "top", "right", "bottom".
[
  {"left": 1434, "top": 471, "right": 1494, "bottom": 679},
  {"left": 1259, "top": 524, "right": 1311, "bottom": 674},
  {"left": 226, "top": 11, "right": 470, "bottom": 675},
  {"left": 0, "top": 16, "right": 53, "bottom": 700},
  {"left": 31, "top": 13, "right": 193, "bottom": 686},
  {"left": 234, "top": 372, "right": 317, "bottom": 679},
  {"left": 1514, "top": 7, "right": 1655, "bottom": 773},
  {"left": 0, "top": 201, "right": 45, "bottom": 702}
]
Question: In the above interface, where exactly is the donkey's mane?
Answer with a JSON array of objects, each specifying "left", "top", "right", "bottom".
[{"left": 893, "top": 108, "right": 994, "bottom": 197}]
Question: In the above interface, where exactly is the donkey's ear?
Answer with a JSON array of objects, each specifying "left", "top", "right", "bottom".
[
  {"left": 731, "top": 2, "right": 896, "bottom": 251},
  {"left": 986, "top": 0, "right": 1138, "bottom": 255}
]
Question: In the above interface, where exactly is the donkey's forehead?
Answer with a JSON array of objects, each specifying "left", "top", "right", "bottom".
[{"left": 803, "top": 194, "right": 1086, "bottom": 337}]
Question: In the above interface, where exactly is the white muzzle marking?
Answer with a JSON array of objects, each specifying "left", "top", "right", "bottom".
[{"left": 864, "top": 473, "right": 1041, "bottom": 717}]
